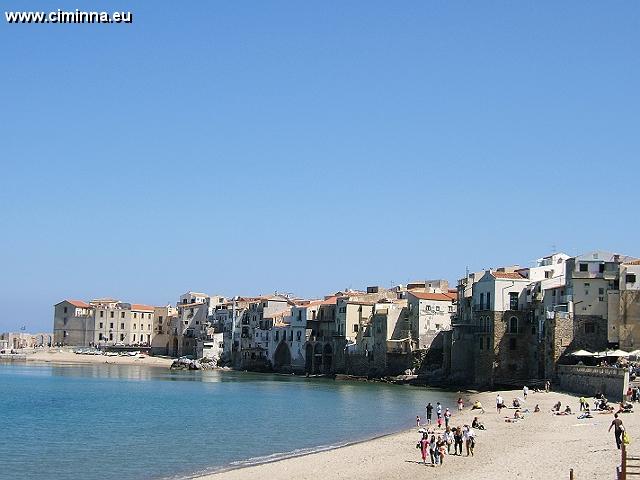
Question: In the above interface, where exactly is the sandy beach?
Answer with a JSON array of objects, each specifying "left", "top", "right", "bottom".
[
  {"left": 200, "top": 388, "right": 634, "bottom": 480},
  {"left": 18, "top": 349, "right": 174, "bottom": 367}
]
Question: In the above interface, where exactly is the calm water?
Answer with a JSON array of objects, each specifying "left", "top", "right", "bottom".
[{"left": 0, "top": 362, "right": 457, "bottom": 480}]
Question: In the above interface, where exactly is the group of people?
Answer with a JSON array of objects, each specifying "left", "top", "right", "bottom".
[
  {"left": 416, "top": 398, "right": 480, "bottom": 467},
  {"left": 417, "top": 425, "right": 476, "bottom": 466}
]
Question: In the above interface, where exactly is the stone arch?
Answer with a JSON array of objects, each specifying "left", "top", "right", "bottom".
[
  {"left": 273, "top": 342, "right": 292, "bottom": 370},
  {"left": 509, "top": 316, "right": 519, "bottom": 334},
  {"left": 172, "top": 337, "right": 179, "bottom": 357},
  {"left": 314, "top": 343, "right": 323, "bottom": 373},
  {"left": 322, "top": 343, "right": 333, "bottom": 373},
  {"left": 305, "top": 343, "right": 313, "bottom": 372}
]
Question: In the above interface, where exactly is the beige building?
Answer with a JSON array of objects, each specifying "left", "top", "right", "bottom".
[{"left": 407, "top": 290, "right": 457, "bottom": 349}]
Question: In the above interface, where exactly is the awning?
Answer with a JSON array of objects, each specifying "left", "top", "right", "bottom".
[{"left": 570, "top": 349, "right": 594, "bottom": 357}]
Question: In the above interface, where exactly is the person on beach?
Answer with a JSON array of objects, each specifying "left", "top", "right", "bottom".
[
  {"left": 609, "top": 414, "right": 625, "bottom": 449},
  {"left": 545, "top": 380, "right": 550, "bottom": 393},
  {"left": 496, "top": 394, "right": 504, "bottom": 413},
  {"left": 416, "top": 415, "right": 421, "bottom": 427},
  {"left": 472, "top": 417, "right": 485, "bottom": 430},
  {"left": 579, "top": 396, "right": 586, "bottom": 411},
  {"left": 426, "top": 402, "right": 433, "bottom": 425},
  {"left": 453, "top": 426, "right": 464, "bottom": 455},
  {"left": 429, "top": 434, "right": 437, "bottom": 464},
  {"left": 457, "top": 397, "right": 464, "bottom": 412},
  {"left": 444, "top": 408, "right": 452, "bottom": 429},
  {"left": 437, "top": 436, "right": 446, "bottom": 466},
  {"left": 471, "top": 400, "right": 485, "bottom": 413},
  {"left": 436, "top": 402, "right": 442, "bottom": 418},
  {"left": 443, "top": 427, "right": 454, "bottom": 453},
  {"left": 418, "top": 432, "right": 430, "bottom": 465},
  {"left": 523, "top": 385, "right": 528, "bottom": 399},
  {"left": 463, "top": 425, "right": 475, "bottom": 456},
  {"left": 534, "top": 404, "right": 540, "bottom": 412}
]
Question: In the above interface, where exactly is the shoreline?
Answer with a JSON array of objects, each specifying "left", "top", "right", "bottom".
[
  {"left": 193, "top": 389, "right": 631, "bottom": 480},
  {"left": 1, "top": 349, "right": 175, "bottom": 368}
]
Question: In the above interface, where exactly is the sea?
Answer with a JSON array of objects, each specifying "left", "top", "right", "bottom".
[{"left": 0, "top": 362, "right": 458, "bottom": 480}]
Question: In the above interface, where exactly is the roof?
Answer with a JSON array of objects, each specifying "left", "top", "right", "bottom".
[
  {"left": 131, "top": 304, "right": 155, "bottom": 312},
  {"left": 408, "top": 292, "right": 456, "bottom": 302},
  {"left": 624, "top": 260, "right": 640, "bottom": 266},
  {"left": 575, "top": 251, "right": 638, "bottom": 263},
  {"left": 62, "top": 300, "right": 90, "bottom": 308},
  {"left": 300, "top": 296, "right": 338, "bottom": 308},
  {"left": 490, "top": 271, "right": 527, "bottom": 280}
]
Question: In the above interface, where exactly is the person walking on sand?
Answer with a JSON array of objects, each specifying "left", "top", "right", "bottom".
[
  {"left": 418, "top": 432, "right": 430, "bottom": 465},
  {"left": 444, "top": 408, "right": 452, "bottom": 429},
  {"left": 429, "top": 434, "right": 437, "bottom": 465},
  {"left": 496, "top": 394, "right": 504, "bottom": 413},
  {"left": 457, "top": 397, "right": 464, "bottom": 412},
  {"left": 436, "top": 402, "right": 443, "bottom": 429},
  {"left": 437, "top": 435, "right": 446, "bottom": 466},
  {"left": 545, "top": 380, "right": 550, "bottom": 393},
  {"left": 443, "top": 427, "right": 454, "bottom": 454},
  {"left": 463, "top": 425, "right": 476, "bottom": 456},
  {"left": 453, "top": 426, "right": 464, "bottom": 455},
  {"left": 426, "top": 402, "right": 433, "bottom": 425},
  {"left": 523, "top": 385, "right": 529, "bottom": 400},
  {"left": 609, "top": 413, "right": 625, "bottom": 450},
  {"left": 416, "top": 415, "right": 421, "bottom": 427},
  {"left": 579, "top": 396, "right": 585, "bottom": 411}
]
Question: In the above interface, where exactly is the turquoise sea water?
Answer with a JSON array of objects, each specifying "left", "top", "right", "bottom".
[{"left": 0, "top": 362, "right": 457, "bottom": 480}]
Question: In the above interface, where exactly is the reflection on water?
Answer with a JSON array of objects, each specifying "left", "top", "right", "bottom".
[{"left": 0, "top": 363, "right": 456, "bottom": 480}]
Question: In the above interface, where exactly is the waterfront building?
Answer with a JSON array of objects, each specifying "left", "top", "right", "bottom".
[
  {"left": 53, "top": 300, "right": 94, "bottom": 345},
  {"left": 92, "top": 300, "right": 156, "bottom": 346},
  {"left": 407, "top": 289, "right": 457, "bottom": 350},
  {"left": 611, "top": 260, "right": 640, "bottom": 350}
]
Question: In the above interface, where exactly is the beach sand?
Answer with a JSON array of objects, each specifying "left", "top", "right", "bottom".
[
  {"left": 200, "top": 388, "right": 634, "bottom": 480},
  {"left": 23, "top": 349, "right": 174, "bottom": 367}
]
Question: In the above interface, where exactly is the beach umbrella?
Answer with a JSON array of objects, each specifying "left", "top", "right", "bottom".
[
  {"left": 607, "top": 349, "right": 630, "bottom": 357},
  {"left": 570, "top": 349, "right": 594, "bottom": 357}
]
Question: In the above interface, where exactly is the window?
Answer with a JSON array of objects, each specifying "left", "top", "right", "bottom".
[
  {"left": 133, "top": 324, "right": 137, "bottom": 330},
  {"left": 486, "top": 337, "right": 490, "bottom": 350},
  {"left": 99, "top": 322, "right": 103, "bottom": 328},
  {"left": 109, "top": 333, "right": 113, "bottom": 341},
  {"left": 509, "top": 317, "right": 518, "bottom": 334},
  {"left": 100, "top": 311, "right": 104, "bottom": 318},
  {"left": 480, "top": 293, "right": 484, "bottom": 310},
  {"left": 120, "top": 334, "right": 124, "bottom": 341},
  {"left": 148, "top": 324, "right": 151, "bottom": 330},
  {"left": 120, "top": 323, "right": 124, "bottom": 329},
  {"left": 486, "top": 293, "right": 491, "bottom": 309},
  {"left": 544, "top": 271, "right": 551, "bottom": 279},
  {"left": 99, "top": 333, "right": 103, "bottom": 340},
  {"left": 579, "top": 263, "right": 588, "bottom": 272},
  {"left": 133, "top": 313, "right": 137, "bottom": 319},
  {"left": 599, "top": 263, "right": 605, "bottom": 273},
  {"left": 121, "top": 312, "right": 125, "bottom": 318},
  {"left": 479, "top": 337, "right": 483, "bottom": 350},
  {"left": 110, "top": 311, "right": 114, "bottom": 318},
  {"left": 627, "top": 274, "right": 637, "bottom": 284},
  {"left": 436, "top": 306, "right": 440, "bottom": 312},
  {"left": 159, "top": 316, "right": 163, "bottom": 322},
  {"left": 133, "top": 334, "right": 136, "bottom": 341},
  {"left": 509, "top": 338, "right": 517, "bottom": 350},
  {"left": 63, "top": 307, "right": 68, "bottom": 314},
  {"left": 353, "top": 324, "right": 359, "bottom": 333},
  {"left": 426, "top": 305, "right": 431, "bottom": 311},
  {"left": 109, "top": 322, "right": 114, "bottom": 329},
  {"left": 509, "top": 292, "right": 519, "bottom": 311},
  {"left": 584, "top": 323, "right": 596, "bottom": 334},
  {"left": 449, "top": 306, "right": 454, "bottom": 313}
]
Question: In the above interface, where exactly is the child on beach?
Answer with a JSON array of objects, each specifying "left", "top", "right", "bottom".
[
  {"left": 457, "top": 397, "right": 464, "bottom": 412},
  {"left": 416, "top": 415, "right": 421, "bottom": 427}
]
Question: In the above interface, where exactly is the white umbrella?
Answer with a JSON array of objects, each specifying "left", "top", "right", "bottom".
[
  {"left": 608, "top": 349, "right": 630, "bottom": 357},
  {"left": 570, "top": 349, "right": 594, "bottom": 357}
]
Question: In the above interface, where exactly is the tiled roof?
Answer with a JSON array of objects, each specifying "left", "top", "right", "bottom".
[
  {"left": 65, "top": 300, "right": 90, "bottom": 308},
  {"left": 624, "top": 260, "right": 640, "bottom": 266},
  {"left": 409, "top": 292, "right": 456, "bottom": 302},
  {"left": 491, "top": 272, "right": 527, "bottom": 280},
  {"left": 131, "top": 304, "right": 155, "bottom": 312}
]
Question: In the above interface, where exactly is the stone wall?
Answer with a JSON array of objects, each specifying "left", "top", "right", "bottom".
[{"left": 557, "top": 365, "right": 628, "bottom": 401}]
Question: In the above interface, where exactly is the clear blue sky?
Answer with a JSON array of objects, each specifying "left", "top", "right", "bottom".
[{"left": 1, "top": 1, "right": 638, "bottom": 332}]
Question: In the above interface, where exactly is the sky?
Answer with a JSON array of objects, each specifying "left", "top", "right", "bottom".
[{"left": 1, "top": 1, "right": 638, "bottom": 332}]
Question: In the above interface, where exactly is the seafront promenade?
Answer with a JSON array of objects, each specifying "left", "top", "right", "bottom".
[{"left": 201, "top": 389, "right": 630, "bottom": 480}]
